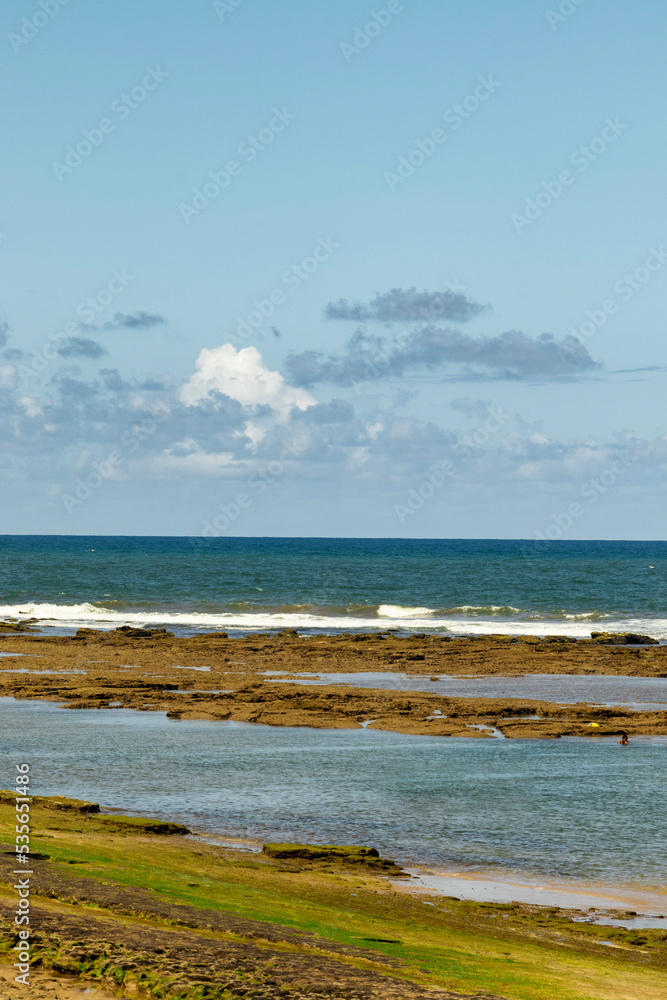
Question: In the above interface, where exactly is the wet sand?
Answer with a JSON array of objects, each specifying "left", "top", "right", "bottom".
[{"left": 397, "top": 870, "right": 667, "bottom": 923}]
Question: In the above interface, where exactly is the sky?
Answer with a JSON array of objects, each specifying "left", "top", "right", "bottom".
[{"left": 1, "top": 0, "right": 666, "bottom": 539}]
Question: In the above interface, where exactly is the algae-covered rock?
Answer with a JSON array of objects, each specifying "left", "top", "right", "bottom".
[
  {"left": 97, "top": 815, "right": 190, "bottom": 835},
  {"left": 33, "top": 795, "right": 101, "bottom": 814},
  {"left": 263, "top": 843, "right": 379, "bottom": 861},
  {"left": 0, "top": 790, "right": 100, "bottom": 813},
  {"left": 0, "top": 789, "right": 22, "bottom": 804},
  {"left": 0, "top": 619, "right": 39, "bottom": 632},
  {"left": 75, "top": 626, "right": 175, "bottom": 641},
  {"left": 590, "top": 631, "right": 658, "bottom": 645}
]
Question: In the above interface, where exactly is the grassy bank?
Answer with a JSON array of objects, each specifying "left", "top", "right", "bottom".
[{"left": 1, "top": 799, "right": 666, "bottom": 999}]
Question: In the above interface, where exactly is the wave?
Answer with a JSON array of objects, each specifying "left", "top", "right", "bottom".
[
  {"left": 376, "top": 605, "right": 437, "bottom": 618},
  {"left": 1, "top": 602, "right": 107, "bottom": 621},
  {"left": 377, "top": 605, "right": 526, "bottom": 618},
  {"left": 562, "top": 612, "right": 612, "bottom": 621},
  {"left": 1, "top": 602, "right": 665, "bottom": 639},
  {"left": 439, "top": 605, "right": 524, "bottom": 616}
]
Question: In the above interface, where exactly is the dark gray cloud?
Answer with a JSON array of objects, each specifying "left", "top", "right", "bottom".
[
  {"left": 110, "top": 311, "right": 166, "bottom": 329},
  {"left": 80, "top": 311, "right": 166, "bottom": 333},
  {"left": 325, "top": 288, "right": 487, "bottom": 324},
  {"left": 57, "top": 337, "right": 107, "bottom": 359},
  {"left": 286, "top": 327, "right": 598, "bottom": 386}
]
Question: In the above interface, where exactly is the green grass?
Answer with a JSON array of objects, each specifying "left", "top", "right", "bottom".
[{"left": 1, "top": 804, "right": 666, "bottom": 1000}]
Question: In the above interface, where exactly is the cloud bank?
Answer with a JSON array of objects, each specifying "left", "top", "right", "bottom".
[
  {"left": 110, "top": 311, "right": 166, "bottom": 329},
  {"left": 325, "top": 287, "right": 487, "bottom": 324},
  {"left": 81, "top": 311, "right": 167, "bottom": 333},
  {"left": 286, "top": 327, "right": 598, "bottom": 385},
  {"left": 57, "top": 337, "right": 107, "bottom": 359}
]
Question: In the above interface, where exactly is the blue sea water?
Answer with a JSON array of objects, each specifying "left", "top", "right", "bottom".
[
  {"left": 1, "top": 536, "right": 667, "bottom": 636},
  {"left": 1, "top": 698, "right": 666, "bottom": 890}
]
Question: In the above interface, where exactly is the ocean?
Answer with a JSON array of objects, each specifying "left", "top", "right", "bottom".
[{"left": 1, "top": 536, "right": 666, "bottom": 637}]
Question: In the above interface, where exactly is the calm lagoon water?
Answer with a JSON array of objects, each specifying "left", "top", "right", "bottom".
[{"left": 2, "top": 698, "right": 665, "bottom": 891}]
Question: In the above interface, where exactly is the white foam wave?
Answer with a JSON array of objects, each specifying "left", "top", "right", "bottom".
[
  {"left": 442, "top": 605, "right": 524, "bottom": 615},
  {"left": 562, "top": 612, "right": 611, "bottom": 621},
  {"left": 1, "top": 602, "right": 665, "bottom": 639},
  {"left": 0, "top": 602, "right": 104, "bottom": 621},
  {"left": 376, "top": 604, "right": 436, "bottom": 618}
]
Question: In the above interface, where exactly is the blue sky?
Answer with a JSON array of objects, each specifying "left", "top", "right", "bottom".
[{"left": 1, "top": 0, "right": 666, "bottom": 537}]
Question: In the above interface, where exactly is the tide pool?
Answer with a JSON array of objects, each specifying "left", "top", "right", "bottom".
[{"left": 1, "top": 697, "right": 665, "bottom": 893}]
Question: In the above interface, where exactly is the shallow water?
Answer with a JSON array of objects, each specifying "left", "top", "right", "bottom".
[
  {"left": 0, "top": 668, "right": 86, "bottom": 675},
  {"left": 399, "top": 871, "right": 667, "bottom": 924},
  {"left": 1, "top": 698, "right": 665, "bottom": 894},
  {"left": 265, "top": 671, "right": 667, "bottom": 710}
]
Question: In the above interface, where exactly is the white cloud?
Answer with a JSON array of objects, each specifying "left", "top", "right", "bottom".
[
  {"left": 181, "top": 344, "right": 315, "bottom": 418},
  {"left": 180, "top": 343, "right": 316, "bottom": 448}
]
